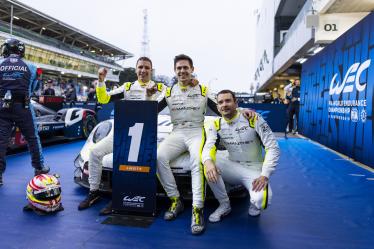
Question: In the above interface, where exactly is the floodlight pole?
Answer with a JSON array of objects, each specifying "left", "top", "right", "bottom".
[{"left": 10, "top": 4, "right": 14, "bottom": 35}]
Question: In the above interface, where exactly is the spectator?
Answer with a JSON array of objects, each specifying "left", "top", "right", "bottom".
[
  {"left": 87, "top": 85, "right": 96, "bottom": 101},
  {"left": 284, "top": 79, "right": 300, "bottom": 134},
  {"left": 43, "top": 79, "right": 55, "bottom": 96},
  {"left": 65, "top": 83, "right": 77, "bottom": 102},
  {"left": 271, "top": 92, "right": 282, "bottom": 104}
]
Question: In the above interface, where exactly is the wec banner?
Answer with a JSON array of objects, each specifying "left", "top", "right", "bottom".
[
  {"left": 299, "top": 12, "right": 374, "bottom": 168},
  {"left": 112, "top": 100, "right": 158, "bottom": 215},
  {"left": 239, "top": 103, "right": 288, "bottom": 132}
]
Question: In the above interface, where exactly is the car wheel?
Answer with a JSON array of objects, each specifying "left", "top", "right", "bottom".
[{"left": 82, "top": 114, "right": 97, "bottom": 138}]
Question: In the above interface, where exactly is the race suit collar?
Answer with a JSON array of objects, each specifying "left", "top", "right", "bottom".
[
  {"left": 223, "top": 110, "right": 240, "bottom": 124},
  {"left": 178, "top": 80, "right": 197, "bottom": 90},
  {"left": 137, "top": 80, "right": 151, "bottom": 87}
]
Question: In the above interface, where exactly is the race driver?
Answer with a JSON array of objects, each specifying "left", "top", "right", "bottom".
[
  {"left": 202, "top": 89, "right": 280, "bottom": 222},
  {"left": 78, "top": 57, "right": 165, "bottom": 214},
  {"left": 157, "top": 54, "right": 255, "bottom": 235}
]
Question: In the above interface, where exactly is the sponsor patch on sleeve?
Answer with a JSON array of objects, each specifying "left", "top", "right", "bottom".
[{"left": 260, "top": 123, "right": 271, "bottom": 134}]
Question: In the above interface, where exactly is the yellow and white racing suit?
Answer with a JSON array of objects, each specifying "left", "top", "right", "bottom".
[
  {"left": 88, "top": 80, "right": 165, "bottom": 191},
  {"left": 157, "top": 83, "right": 219, "bottom": 208},
  {"left": 202, "top": 112, "right": 280, "bottom": 210}
]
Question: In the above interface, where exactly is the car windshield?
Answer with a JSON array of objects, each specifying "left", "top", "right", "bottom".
[{"left": 159, "top": 107, "right": 218, "bottom": 117}]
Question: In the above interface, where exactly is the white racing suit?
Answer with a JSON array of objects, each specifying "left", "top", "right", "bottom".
[
  {"left": 88, "top": 80, "right": 165, "bottom": 191},
  {"left": 157, "top": 83, "right": 218, "bottom": 208},
  {"left": 202, "top": 112, "right": 280, "bottom": 210}
]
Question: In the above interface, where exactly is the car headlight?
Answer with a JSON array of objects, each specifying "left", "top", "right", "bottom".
[
  {"left": 74, "top": 154, "right": 84, "bottom": 168},
  {"left": 93, "top": 121, "right": 112, "bottom": 143}
]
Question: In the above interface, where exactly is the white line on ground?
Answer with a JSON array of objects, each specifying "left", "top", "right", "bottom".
[{"left": 348, "top": 174, "right": 365, "bottom": 177}]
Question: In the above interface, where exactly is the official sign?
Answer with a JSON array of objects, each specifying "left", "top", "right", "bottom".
[{"left": 112, "top": 100, "right": 158, "bottom": 215}]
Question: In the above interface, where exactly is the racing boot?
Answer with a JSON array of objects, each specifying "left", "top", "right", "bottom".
[
  {"left": 99, "top": 201, "right": 112, "bottom": 216},
  {"left": 191, "top": 206, "right": 205, "bottom": 235},
  {"left": 34, "top": 165, "right": 50, "bottom": 176},
  {"left": 208, "top": 201, "right": 231, "bottom": 223},
  {"left": 248, "top": 203, "right": 261, "bottom": 217},
  {"left": 164, "top": 197, "right": 184, "bottom": 221},
  {"left": 0, "top": 173, "right": 3, "bottom": 186},
  {"left": 78, "top": 190, "right": 101, "bottom": 210}
]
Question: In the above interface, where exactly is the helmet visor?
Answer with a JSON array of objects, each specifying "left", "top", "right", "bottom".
[{"left": 33, "top": 187, "right": 61, "bottom": 201}]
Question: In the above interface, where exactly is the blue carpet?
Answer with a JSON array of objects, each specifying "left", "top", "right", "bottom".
[{"left": 0, "top": 138, "right": 373, "bottom": 249}]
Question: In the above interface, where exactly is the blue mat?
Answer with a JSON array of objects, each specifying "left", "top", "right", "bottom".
[{"left": 0, "top": 138, "right": 373, "bottom": 249}]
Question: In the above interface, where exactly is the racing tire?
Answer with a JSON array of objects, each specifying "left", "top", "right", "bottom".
[{"left": 82, "top": 114, "right": 97, "bottom": 139}]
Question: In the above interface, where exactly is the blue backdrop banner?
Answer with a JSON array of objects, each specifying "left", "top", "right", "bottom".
[
  {"left": 112, "top": 100, "right": 158, "bottom": 216},
  {"left": 239, "top": 103, "right": 288, "bottom": 132},
  {"left": 299, "top": 12, "right": 374, "bottom": 168}
]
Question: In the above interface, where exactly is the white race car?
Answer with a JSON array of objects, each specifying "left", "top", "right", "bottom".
[{"left": 74, "top": 110, "right": 246, "bottom": 199}]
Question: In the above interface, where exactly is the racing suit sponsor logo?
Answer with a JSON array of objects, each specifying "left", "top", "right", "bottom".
[
  {"left": 260, "top": 123, "right": 271, "bottom": 134},
  {"left": 235, "top": 126, "right": 249, "bottom": 132},
  {"left": 187, "top": 93, "right": 201, "bottom": 98},
  {"left": 225, "top": 140, "right": 253, "bottom": 146},
  {"left": 123, "top": 195, "right": 146, "bottom": 208},
  {"left": 0, "top": 65, "right": 28, "bottom": 72},
  {"left": 220, "top": 135, "right": 235, "bottom": 140},
  {"left": 171, "top": 106, "right": 200, "bottom": 111}
]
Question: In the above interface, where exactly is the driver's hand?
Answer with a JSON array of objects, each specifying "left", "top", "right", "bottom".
[
  {"left": 204, "top": 160, "right": 219, "bottom": 183},
  {"left": 98, "top": 68, "right": 107, "bottom": 82},
  {"left": 252, "top": 176, "right": 269, "bottom": 192},
  {"left": 241, "top": 109, "right": 257, "bottom": 120},
  {"left": 146, "top": 82, "right": 157, "bottom": 96},
  {"left": 190, "top": 78, "right": 199, "bottom": 87}
]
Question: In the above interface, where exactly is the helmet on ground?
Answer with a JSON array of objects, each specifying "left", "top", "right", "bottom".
[
  {"left": 26, "top": 174, "right": 62, "bottom": 212},
  {"left": 1, "top": 38, "right": 25, "bottom": 58}
]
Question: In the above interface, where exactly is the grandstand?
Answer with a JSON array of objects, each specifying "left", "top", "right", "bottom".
[{"left": 0, "top": 0, "right": 133, "bottom": 84}]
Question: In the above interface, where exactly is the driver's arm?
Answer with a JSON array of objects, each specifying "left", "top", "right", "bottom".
[
  {"left": 96, "top": 82, "right": 126, "bottom": 104},
  {"left": 157, "top": 97, "right": 167, "bottom": 113}
]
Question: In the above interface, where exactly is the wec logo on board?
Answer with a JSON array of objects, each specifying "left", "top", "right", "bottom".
[
  {"left": 123, "top": 196, "right": 145, "bottom": 203},
  {"left": 329, "top": 59, "right": 371, "bottom": 95}
]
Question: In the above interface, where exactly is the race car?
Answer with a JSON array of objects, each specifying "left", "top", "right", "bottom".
[
  {"left": 74, "top": 109, "right": 246, "bottom": 199},
  {"left": 9, "top": 100, "right": 97, "bottom": 149}
]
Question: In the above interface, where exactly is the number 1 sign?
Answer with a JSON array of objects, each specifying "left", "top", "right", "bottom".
[{"left": 112, "top": 100, "right": 158, "bottom": 216}]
